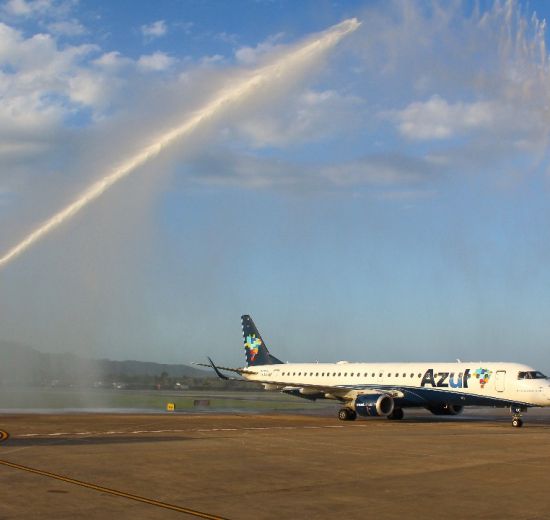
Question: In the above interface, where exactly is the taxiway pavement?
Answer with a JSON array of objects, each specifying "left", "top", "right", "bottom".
[{"left": 1, "top": 410, "right": 550, "bottom": 519}]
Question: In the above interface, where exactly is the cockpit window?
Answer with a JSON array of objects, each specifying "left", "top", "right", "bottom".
[{"left": 518, "top": 371, "right": 548, "bottom": 380}]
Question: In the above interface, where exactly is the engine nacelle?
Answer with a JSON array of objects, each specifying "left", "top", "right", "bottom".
[
  {"left": 281, "top": 387, "right": 324, "bottom": 401},
  {"left": 427, "top": 403, "right": 464, "bottom": 416},
  {"left": 354, "top": 394, "right": 394, "bottom": 417}
]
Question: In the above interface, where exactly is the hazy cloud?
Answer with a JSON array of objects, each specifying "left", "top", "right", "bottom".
[
  {"left": 235, "top": 32, "right": 285, "bottom": 64},
  {"left": 233, "top": 88, "right": 364, "bottom": 148},
  {"left": 184, "top": 149, "right": 437, "bottom": 195},
  {"left": 3, "top": 0, "right": 53, "bottom": 17},
  {"left": 2, "top": 0, "right": 74, "bottom": 20},
  {"left": 47, "top": 18, "right": 86, "bottom": 36},
  {"left": 141, "top": 20, "right": 167, "bottom": 40},
  {"left": 392, "top": 95, "right": 495, "bottom": 140},
  {"left": 137, "top": 51, "right": 175, "bottom": 71}
]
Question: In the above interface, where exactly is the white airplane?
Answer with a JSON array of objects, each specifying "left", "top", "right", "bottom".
[{"left": 200, "top": 315, "right": 550, "bottom": 427}]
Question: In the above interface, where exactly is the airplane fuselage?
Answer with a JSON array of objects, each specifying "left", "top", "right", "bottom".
[
  {"left": 243, "top": 361, "right": 550, "bottom": 409},
  {"left": 201, "top": 315, "right": 550, "bottom": 427}
]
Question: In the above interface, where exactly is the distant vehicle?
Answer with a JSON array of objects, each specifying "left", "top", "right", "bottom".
[{"left": 200, "top": 315, "right": 550, "bottom": 427}]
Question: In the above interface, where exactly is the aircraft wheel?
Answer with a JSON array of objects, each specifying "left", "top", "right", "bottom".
[
  {"left": 388, "top": 408, "right": 404, "bottom": 420},
  {"left": 338, "top": 408, "right": 354, "bottom": 421},
  {"left": 0, "top": 430, "right": 9, "bottom": 442},
  {"left": 512, "top": 418, "right": 523, "bottom": 428}
]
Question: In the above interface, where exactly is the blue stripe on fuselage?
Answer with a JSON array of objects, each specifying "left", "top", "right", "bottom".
[{"left": 330, "top": 384, "right": 533, "bottom": 408}]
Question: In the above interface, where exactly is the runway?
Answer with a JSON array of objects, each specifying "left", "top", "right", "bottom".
[{"left": 2, "top": 410, "right": 550, "bottom": 519}]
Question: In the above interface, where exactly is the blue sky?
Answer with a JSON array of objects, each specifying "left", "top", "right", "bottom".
[{"left": 2, "top": 0, "right": 550, "bottom": 371}]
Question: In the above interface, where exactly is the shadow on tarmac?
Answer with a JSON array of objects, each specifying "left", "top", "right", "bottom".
[{"left": 1, "top": 435, "right": 203, "bottom": 447}]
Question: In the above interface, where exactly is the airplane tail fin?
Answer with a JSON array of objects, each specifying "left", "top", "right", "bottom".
[{"left": 241, "top": 315, "right": 283, "bottom": 367}]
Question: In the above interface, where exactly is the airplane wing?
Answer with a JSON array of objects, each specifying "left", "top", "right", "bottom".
[{"left": 196, "top": 358, "right": 403, "bottom": 402}]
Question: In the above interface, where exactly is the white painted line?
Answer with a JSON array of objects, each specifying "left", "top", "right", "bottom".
[{"left": 14, "top": 423, "right": 357, "bottom": 439}]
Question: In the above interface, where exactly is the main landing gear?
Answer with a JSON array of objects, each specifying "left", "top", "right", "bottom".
[
  {"left": 510, "top": 405, "right": 525, "bottom": 428},
  {"left": 338, "top": 408, "right": 357, "bottom": 421},
  {"left": 387, "top": 408, "right": 404, "bottom": 420}
]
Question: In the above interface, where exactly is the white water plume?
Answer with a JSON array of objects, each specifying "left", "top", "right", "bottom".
[{"left": 0, "top": 18, "right": 360, "bottom": 270}]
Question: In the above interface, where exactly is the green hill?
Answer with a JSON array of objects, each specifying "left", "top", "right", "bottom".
[{"left": 0, "top": 341, "right": 210, "bottom": 387}]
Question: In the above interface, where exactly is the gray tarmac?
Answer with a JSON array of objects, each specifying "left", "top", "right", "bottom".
[{"left": 1, "top": 408, "right": 550, "bottom": 519}]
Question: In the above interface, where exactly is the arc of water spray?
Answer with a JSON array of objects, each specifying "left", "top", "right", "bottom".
[{"left": 0, "top": 18, "right": 360, "bottom": 270}]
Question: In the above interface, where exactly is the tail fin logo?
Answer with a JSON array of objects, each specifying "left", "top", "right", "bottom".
[{"left": 245, "top": 334, "right": 262, "bottom": 363}]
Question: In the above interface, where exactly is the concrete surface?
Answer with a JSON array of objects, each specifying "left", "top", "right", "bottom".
[{"left": 1, "top": 409, "right": 550, "bottom": 519}]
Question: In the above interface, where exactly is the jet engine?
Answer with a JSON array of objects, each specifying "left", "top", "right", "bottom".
[
  {"left": 354, "top": 393, "right": 394, "bottom": 417},
  {"left": 426, "top": 403, "right": 464, "bottom": 416}
]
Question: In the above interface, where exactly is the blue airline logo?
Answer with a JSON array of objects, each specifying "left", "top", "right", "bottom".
[{"left": 420, "top": 369, "right": 471, "bottom": 388}]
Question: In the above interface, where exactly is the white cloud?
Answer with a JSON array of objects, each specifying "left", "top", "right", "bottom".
[
  {"left": 234, "top": 88, "right": 364, "bottom": 148},
  {"left": 92, "top": 51, "right": 131, "bottom": 69},
  {"left": 235, "top": 32, "right": 285, "bottom": 65},
  {"left": 141, "top": 20, "right": 167, "bottom": 40},
  {"left": 392, "top": 95, "right": 495, "bottom": 140},
  {"left": 2, "top": 0, "right": 82, "bottom": 29},
  {"left": 0, "top": 20, "right": 120, "bottom": 160},
  {"left": 47, "top": 19, "right": 87, "bottom": 36},
  {"left": 68, "top": 70, "right": 108, "bottom": 107},
  {"left": 137, "top": 51, "right": 175, "bottom": 72},
  {"left": 3, "top": 0, "right": 52, "bottom": 16},
  {"left": 200, "top": 54, "right": 224, "bottom": 66}
]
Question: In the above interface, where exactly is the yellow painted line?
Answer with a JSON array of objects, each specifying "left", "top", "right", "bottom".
[
  {"left": 0, "top": 459, "right": 229, "bottom": 520},
  {"left": 0, "top": 430, "right": 9, "bottom": 442}
]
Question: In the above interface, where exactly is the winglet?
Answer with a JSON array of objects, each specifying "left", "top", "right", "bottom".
[{"left": 207, "top": 357, "right": 230, "bottom": 380}]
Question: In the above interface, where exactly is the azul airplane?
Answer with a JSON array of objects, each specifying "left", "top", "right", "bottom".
[{"left": 201, "top": 315, "right": 550, "bottom": 427}]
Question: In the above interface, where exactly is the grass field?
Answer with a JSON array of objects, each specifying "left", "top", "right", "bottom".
[{"left": 0, "top": 387, "right": 332, "bottom": 413}]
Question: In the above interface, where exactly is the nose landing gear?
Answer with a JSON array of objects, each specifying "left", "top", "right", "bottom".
[{"left": 510, "top": 405, "right": 525, "bottom": 428}]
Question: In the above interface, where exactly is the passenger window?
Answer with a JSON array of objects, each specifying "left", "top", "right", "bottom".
[
  {"left": 338, "top": 372, "right": 341, "bottom": 376},
  {"left": 372, "top": 373, "right": 375, "bottom": 377},
  {"left": 402, "top": 373, "right": 406, "bottom": 377}
]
